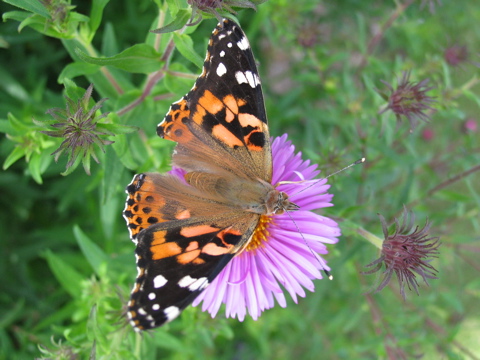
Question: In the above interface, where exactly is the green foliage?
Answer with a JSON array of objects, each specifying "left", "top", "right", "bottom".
[{"left": 1, "top": 0, "right": 479, "bottom": 359}]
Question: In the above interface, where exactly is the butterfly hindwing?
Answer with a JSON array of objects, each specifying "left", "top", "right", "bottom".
[{"left": 124, "top": 173, "right": 259, "bottom": 329}]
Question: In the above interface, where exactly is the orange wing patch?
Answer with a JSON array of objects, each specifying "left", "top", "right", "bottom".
[
  {"left": 197, "top": 90, "right": 224, "bottom": 116},
  {"left": 157, "top": 99, "right": 193, "bottom": 142},
  {"left": 147, "top": 225, "right": 243, "bottom": 266},
  {"left": 124, "top": 174, "right": 196, "bottom": 240},
  {"left": 124, "top": 175, "right": 168, "bottom": 239},
  {"left": 151, "top": 241, "right": 182, "bottom": 261}
]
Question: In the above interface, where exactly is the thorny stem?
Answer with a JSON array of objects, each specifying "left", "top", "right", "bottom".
[
  {"left": 364, "top": 267, "right": 479, "bottom": 359},
  {"left": 460, "top": 76, "right": 480, "bottom": 92},
  {"left": 404, "top": 163, "right": 480, "bottom": 211},
  {"left": 166, "top": 70, "right": 198, "bottom": 79},
  {"left": 454, "top": 247, "right": 480, "bottom": 273},
  {"left": 117, "top": 10, "right": 186, "bottom": 117},
  {"left": 154, "top": 5, "right": 167, "bottom": 52},
  {"left": 75, "top": 33, "right": 124, "bottom": 94},
  {"left": 356, "top": 0, "right": 415, "bottom": 71},
  {"left": 153, "top": 93, "right": 176, "bottom": 102},
  {"left": 356, "top": 227, "right": 383, "bottom": 250},
  {"left": 359, "top": 265, "right": 408, "bottom": 360},
  {"left": 425, "top": 318, "right": 480, "bottom": 360},
  {"left": 102, "top": 69, "right": 124, "bottom": 94}
]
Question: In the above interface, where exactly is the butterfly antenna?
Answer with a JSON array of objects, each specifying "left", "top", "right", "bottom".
[
  {"left": 325, "top": 157, "right": 366, "bottom": 179},
  {"left": 283, "top": 208, "right": 332, "bottom": 280},
  {"left": 323, "top": 269, "right": 333, "bottom": 280},
  {"left": 281, "top": 157, "right": 366, "bottom": 197},
  {"left": 277, "top": 159, "right": 366, "bottom": 278}
]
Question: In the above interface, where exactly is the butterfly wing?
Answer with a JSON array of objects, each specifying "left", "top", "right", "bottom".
[
  {"left": 124, "top": 19, "right": 272, "bottom": 330},
  {"left": 157, "top": 18, "right": 272, "bottom": 183},
  {"left": 124, "top": 173, "right": 259, "bottom": 329}
]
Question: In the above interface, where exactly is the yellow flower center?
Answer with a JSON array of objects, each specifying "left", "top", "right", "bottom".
[{"left": 245, "top": 215, "right": 273, "bottom": 252}]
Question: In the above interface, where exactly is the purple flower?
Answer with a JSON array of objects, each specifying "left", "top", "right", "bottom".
[
  {"left": 187, "top": 134, "right": 341, "bottom": 321},
  {"left": 363, "top": 208, "right": 440, "bottom": 299},
  {"left": 444, "top": 45, "right": 469, "bottom": 67},
  {"left": 377, "top": 71, "right": 437, "bottom": 131},
  {"left": 36, "top": 84, "right": 113, "bottom": 175},
  {"left": 187, "top": 0, "right": 259, "bottom": 24}
]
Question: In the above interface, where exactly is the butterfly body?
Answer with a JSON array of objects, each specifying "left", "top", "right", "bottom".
[{"left": 123, "top": 19, "right": 297, "bottom": 330}]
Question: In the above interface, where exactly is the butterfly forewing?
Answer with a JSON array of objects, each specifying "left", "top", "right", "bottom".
[{"left": 158, "top": 19, "right": 272, "bottom": 183}]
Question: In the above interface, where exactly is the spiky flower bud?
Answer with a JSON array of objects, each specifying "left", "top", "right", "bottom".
[
  {"left": 444, "top": 45, "right": 469, "bottom": 67},
  {"left": 363, "top": 207, "right": 440, "bottom": 299},
  {"left": 37, "top": 84, "right": 113, "bottom": 175},
  {"left": 188, "top": 0, "right": 262, "bottom": 24},
  {"left": 377, "top": 71, "right": 437, "bottom": 130}
]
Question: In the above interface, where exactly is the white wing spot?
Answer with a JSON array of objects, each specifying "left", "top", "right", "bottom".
[
  {"left": 227, "top": 42, "right": 232, "bottom": 48},
  {"left": 178, "top": 275, "right": 209, "bottom": 291},
  {"left": 237, "top": 36, "right": 250, "bottom": 50},
  {"left": 130, "top": 320, "right": 138, "bottom": 329},
  {"left": 218, "top": 34, "right": 226, "bottom": 40},
  {"left": 138, "top": 308, "right": 147, "bottom": 315},
  {"left": 164, "top": 306, "right": 181, "bottom": 322},
  {"left": 220, "top": 50, "right": 225, "bottom": 57},
  {"left": 153, "top": 275, "right": 167, "bottom": 288},
  {"left": 235, "top": 71, "right": 248, "bottom": 85},
  {"left": 152, "top": 303, "right": 160, "bottom": 311},
  {"left": 148, "top": 292, "right": 156, "bottom": 300},
  {"left": 235, "top": 71, "right": 260, "bottom": 88},
  {"left": 216, "top": 62, "right": 227, "bottom": 77},
  {"left": 245, "top": 71, "right": 256, "bottom": 88}
]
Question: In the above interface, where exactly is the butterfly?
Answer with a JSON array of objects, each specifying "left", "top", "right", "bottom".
[{"left": 123, "top": 18, "right": 298, "bottom": 331}]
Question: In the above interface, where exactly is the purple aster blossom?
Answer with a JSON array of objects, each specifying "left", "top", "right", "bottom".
[
  {"left": 376, "top": 71, "right": 437, "bottom": 131},
  {"left": 186, "top": 0, "right": 259, "bottom": 25},
  {"left": 363, "top": 207, "right": 440, "bottom": 299},
  {"left": 184, "top": 134, "right": 341, "bottom": 321}
]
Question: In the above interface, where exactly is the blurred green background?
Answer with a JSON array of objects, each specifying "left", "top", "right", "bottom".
[{"left": 1, "top": 0, "right": 479, "bottom": 359}]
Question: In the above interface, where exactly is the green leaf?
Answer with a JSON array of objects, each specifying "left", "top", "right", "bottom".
[
  {"left": 112, "top": 133, "right": 137, "bottom": 170},
  {"left": 44, "top": 250, "right": 84, "bottom": 298},
  {"left": 60, "top": 151, "right": 82, "bottom": 176},
  {"left": 173, "top": 33, "right": 203, "bottom": 69},
  {"left": 152, "top": 331, "right": 185, "bottom": 352},
  {"left": 3, "top": 146, "right": 25, "bottom": 170},
  {"left": 89, "top": 0, "right": 110, "bottom": 39},
  {"left": 28, "top": 151, "right": 43, "bottom": 184},
  {"left": 151, "top": 9, "right": 190, "bottom": 34},
  {"left": 58, "top": 62, "right": 101, "bottom": 83},
  {"left": 74, "top": 225, "right": 109, "bottom": 277},
  {"left": 101, "top": 22, "right": 118, "bottom": 56},
  {"left": 0, "top": 64, "right": 30, "bottom": 102},
  {"left": 165, "top": 0, "right": 180, "bottom": 18},
  {"left": 101, "top": 145, "right": 124, "bottom": 204},
  {"left": 463, "top": 88, "right": 480, "bottom": 109},
  {"left": 3, "top": 0, "right": 50, "bottom": 18},
  {"left": 165, "top": 63, "right": 195, "bottom": 95},
  {"left": 11, "top": 12, "right": 77, "bottom": 39},
  {"left": 97, "top": 123, "right": 138, "bottom": 135},
  {"left": 75, "top": 44, "right": 163, "bottom": 74},
  {"left": 0, "top": 298, "right": 25, "bottom": 328},
  {"left": 0, "top": 119, "right": 14, "bottom": 134}
]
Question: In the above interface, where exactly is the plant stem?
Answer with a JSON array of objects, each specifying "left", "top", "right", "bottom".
[{"left": 356, "top": 227, "right": 383, "bottom": 249}]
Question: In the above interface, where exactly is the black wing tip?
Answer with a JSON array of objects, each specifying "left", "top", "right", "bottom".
[{"left": 217, "top": 17, "right": 239, "bottom": 30}]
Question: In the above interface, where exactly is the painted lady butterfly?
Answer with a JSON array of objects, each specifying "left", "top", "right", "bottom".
[{"left": 123, "top": 19, "right": 298, "bottom": 330}]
